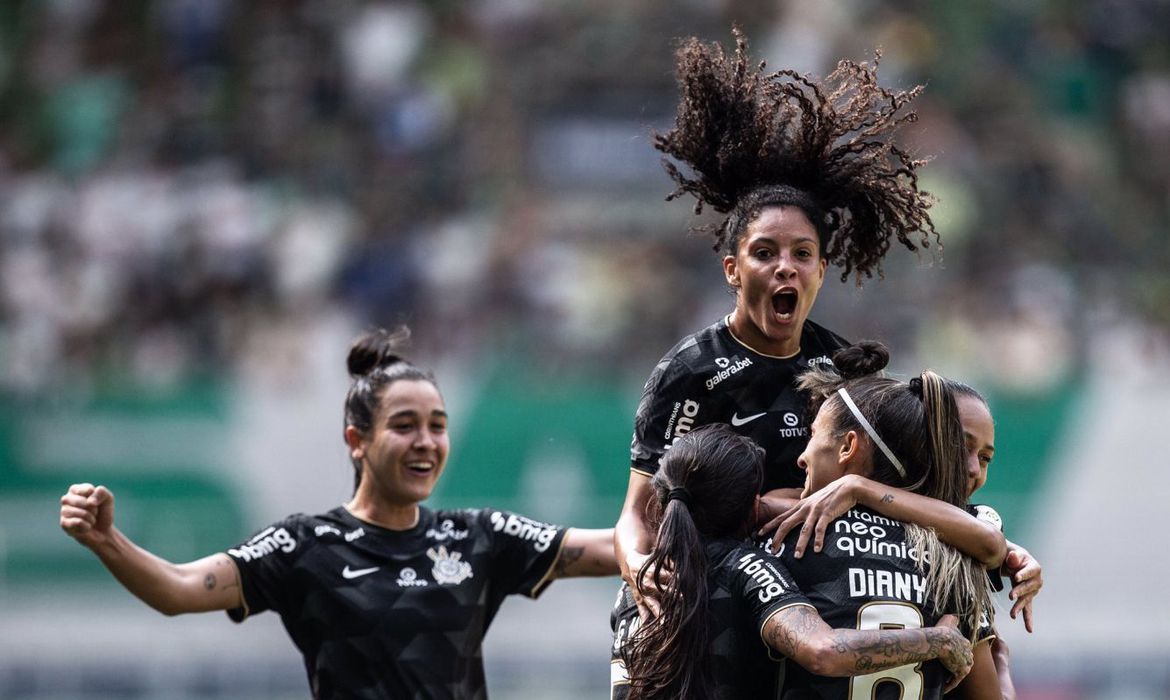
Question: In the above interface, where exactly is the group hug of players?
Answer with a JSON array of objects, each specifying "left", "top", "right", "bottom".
[{"left": 58, "top": 28, "right": 1042, "bottom": 700}]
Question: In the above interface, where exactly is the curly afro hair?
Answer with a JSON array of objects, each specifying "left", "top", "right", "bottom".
[{"left": 655, "top": 27, "right": 938, "bottom": 282}]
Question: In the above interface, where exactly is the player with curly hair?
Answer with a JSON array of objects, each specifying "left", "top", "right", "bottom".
[{"left": 614, "top": 27, "right": 1007, "bottom": 618}]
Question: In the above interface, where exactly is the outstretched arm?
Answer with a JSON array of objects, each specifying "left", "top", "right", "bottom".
[
  {"left": 763, "top": 606, "right": 973, "bottom": 689},
  {"left": 760, "top": 475, "right": 1006, "bottom": 569},
  {"left": 552, "top": 528, "right": 618, "bottom": 578},
  {"left": 60, "top": 483, "right": 243, "bottom": 615}
]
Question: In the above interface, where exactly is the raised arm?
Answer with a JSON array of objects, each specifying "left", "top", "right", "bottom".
[
  {"left": 60, "top": 483, "right": 243, "bottom": 615},
  {"left": 760, "top": 474, "right": 1006, "bottom": 569},
  {"left": 763, "top": 605, "right": 973, "bottom": 687},
  {"left": 551, "top": 527, "right": 618, "bottom": 578}
]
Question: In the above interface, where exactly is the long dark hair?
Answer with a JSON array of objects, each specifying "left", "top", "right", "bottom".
[
  {"left": 656, "top": 27, "right": 937, "bottom": 282},
  {"left": 622, "top": 424, "right": 764, "bottom": 700},
  {"left": 799, "top": 341, "right": 991, "bottom": 636},
  {"left": 343, "top": 326, "right": 438, "bottom": 491}
]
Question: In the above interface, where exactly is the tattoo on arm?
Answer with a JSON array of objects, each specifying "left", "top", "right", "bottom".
[
  {"left": 214, "top": 555, "right": 240, "bottom": 594},
  {"left": 880, "top": 493, "right": 895, "bottom": 504},
  {"left": 768, "top": 606, "right": 969, "bottom": 676},
  {"left": 554, "top": 546, "right": 585, "bottom": 577}
]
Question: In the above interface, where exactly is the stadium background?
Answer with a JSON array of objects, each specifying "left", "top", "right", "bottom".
[{"left": 1, "top": 1, "right": 1168, "bottom": 698}]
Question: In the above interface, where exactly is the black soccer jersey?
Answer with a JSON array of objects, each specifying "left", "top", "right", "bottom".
[
  {"left": 225, "top": 506, "right": 567, "bottom": 700},
  {"left": 775, "top": 506, "right": 957, "bottom": 700},
  {"left": 630, "top": 317, "right": 849, "bottom": 491},
  {"left": 610, "top": 538, "right": 811, "bottom": 700}
]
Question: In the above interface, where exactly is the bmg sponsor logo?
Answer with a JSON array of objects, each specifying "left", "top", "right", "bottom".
[
  {"left": 229, "top": 527, "right": 296, "bottom": 562},
  {"left": 736, "top": 553, "right": 789, "bottom": 603},
  {"left": 489, "top": 511, "right": 559, "bottom": 552}
]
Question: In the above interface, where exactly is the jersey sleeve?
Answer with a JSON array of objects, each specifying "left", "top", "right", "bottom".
[
  {"left": 223, "top": 515, "right": 305, "bottom": 622},
  {"left": 479, "top": 509, "right": 568, "bottom": 599},
  {"left": 968, "top": 503, "right": 1007, "bottom": 592},
  {"left": 728, "top": 549, "right": 811, "bottom": 640},
  {"left": 629, "top": 353, "right": 704, "bottom": 476}
]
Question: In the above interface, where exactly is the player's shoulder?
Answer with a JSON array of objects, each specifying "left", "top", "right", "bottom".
[
  {"left": 455, "top": 508, "right": 562, "bottom": 545},
  {"left": 711, "top": 539, "right": 789, "bottom": 582},
  {"left": 801, "top": 319, "right": 850, "bottom": 357},
  {"left": 650, "top": 320, "right": 729, "bottom": 373}
]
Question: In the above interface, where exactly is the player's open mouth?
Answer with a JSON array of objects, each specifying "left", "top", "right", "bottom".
[
  {"left": 405, "top": 461, "right": 435, "bottom": 474},
  {"left": 772, "top": 290, "right": 797, "bottom": 320}
]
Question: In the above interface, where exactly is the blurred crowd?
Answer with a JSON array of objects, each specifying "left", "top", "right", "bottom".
[{"left": 1, "top": 0, "right": 1167, "bottom": 394}]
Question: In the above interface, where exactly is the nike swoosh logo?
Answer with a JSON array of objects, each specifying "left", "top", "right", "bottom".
[
  {"left": 342, "top": 565, "right": 379, "bottom": 580},
  {"left": 730, "top": 412, "right": 766, "bottom": 427}
]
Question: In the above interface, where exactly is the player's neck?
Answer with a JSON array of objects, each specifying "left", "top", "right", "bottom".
[{"left": 345, "top": 497, "right": 421, "bottom": 531}]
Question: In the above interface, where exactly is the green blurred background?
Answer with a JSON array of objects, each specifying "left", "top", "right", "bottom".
[{"left": 2, "top": 0, "right": 1168, "bottom": 697}]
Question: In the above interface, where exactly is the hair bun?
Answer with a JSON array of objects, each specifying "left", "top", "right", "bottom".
[
  {"left": 831, "top": 340, "right": 890, "bottom": 379},
  {"left": 346, "top": 326, "right": 412, "bottom": 377}
]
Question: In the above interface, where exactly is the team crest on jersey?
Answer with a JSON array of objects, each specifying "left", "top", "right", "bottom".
[{"left": 427, "top": 546, "right": 473, "bottom": 585}]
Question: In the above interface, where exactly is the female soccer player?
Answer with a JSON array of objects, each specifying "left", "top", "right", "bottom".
[
  {"left": 614, "top": 27, "right": 1001, "bottom": 615},
  {"left": 60, "top": 327, "right": 617, "bottom": 700},
  {"left": 768, "top": 342, "right": 1001, "bottom": 698},
  {"left": 611, "top": 424, "right": 974, "bottom": 700},
  {"left": 765, "top": 375, "right": 1045, "bottom": 698}
]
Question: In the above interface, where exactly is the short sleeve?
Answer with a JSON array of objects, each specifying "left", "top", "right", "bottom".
[
  {"left": 967, "top": 503, "right": 1007, "bottom": 592},
  {"left": 970, "top": 503, "right": 1003, "bottom": 532},
  {"left": 728, "top": 549, "right": 811, "bottom": 637},
  {"left": 223, "top": 515, "right": 304, "bottom": 622},
  {"left": 629, "top": 355, "right": 704, "bottom": 476},
  {"left": 480, "top": 510, "right": 568, "bottom": 599}
]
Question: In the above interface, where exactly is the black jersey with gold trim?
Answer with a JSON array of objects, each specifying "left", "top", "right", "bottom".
[
  {"left": 225, "top": 505, "right": 566, "bottom": 700},
  {"left": 631, "top": 317, "right": 848, "bottom": 491},
  {"left": 610, "top": 538, "right": 810, "bottom": 700},
  {"left": 776, "top": 506, "right": 956, "bottom": 700}
]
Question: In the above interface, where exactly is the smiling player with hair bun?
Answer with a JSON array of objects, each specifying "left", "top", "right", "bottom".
[{"left": 60, "top": 326, "right": 617, "bottom": 700}]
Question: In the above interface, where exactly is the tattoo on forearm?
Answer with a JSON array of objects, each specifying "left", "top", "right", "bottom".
[
  {"left": 554, "top": 546, "right": 585, "bottom": 577},
  {"left": 770, "top": 606, "right": 971, "bottom": 676},
  {"left": 880, "top": 493, "right": 895, "bottom": 504}
]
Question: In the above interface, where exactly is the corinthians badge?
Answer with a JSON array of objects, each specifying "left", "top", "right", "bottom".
[{"left": 427, "top": 545, "right": 473, "bottom": 585}]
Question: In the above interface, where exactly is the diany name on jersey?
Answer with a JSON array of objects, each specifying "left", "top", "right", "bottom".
[
  {"left": 489, "top": 511, "right": 558, "bottom": 552},
  {"left": 229, "top": 527, "right": 296, "bottom": 562},
  {"left": 848, "top": 567, "right": 927, "bottom": 606}
]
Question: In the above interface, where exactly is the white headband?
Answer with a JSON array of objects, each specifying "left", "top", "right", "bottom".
[{"left": 836, "top": 387, "right": 907, "bottom": 478}]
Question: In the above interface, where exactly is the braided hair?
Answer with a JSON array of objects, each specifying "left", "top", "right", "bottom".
[{"left": 655, "top": 27, "right": 937, "bottom": 282}]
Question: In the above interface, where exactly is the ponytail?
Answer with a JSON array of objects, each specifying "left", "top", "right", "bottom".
[
  {"left": 622, "top": 424, "right": 763, "bottom": 700},
  {"left": 625, "top": 492, "right": 712, "bottom": 700}
]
